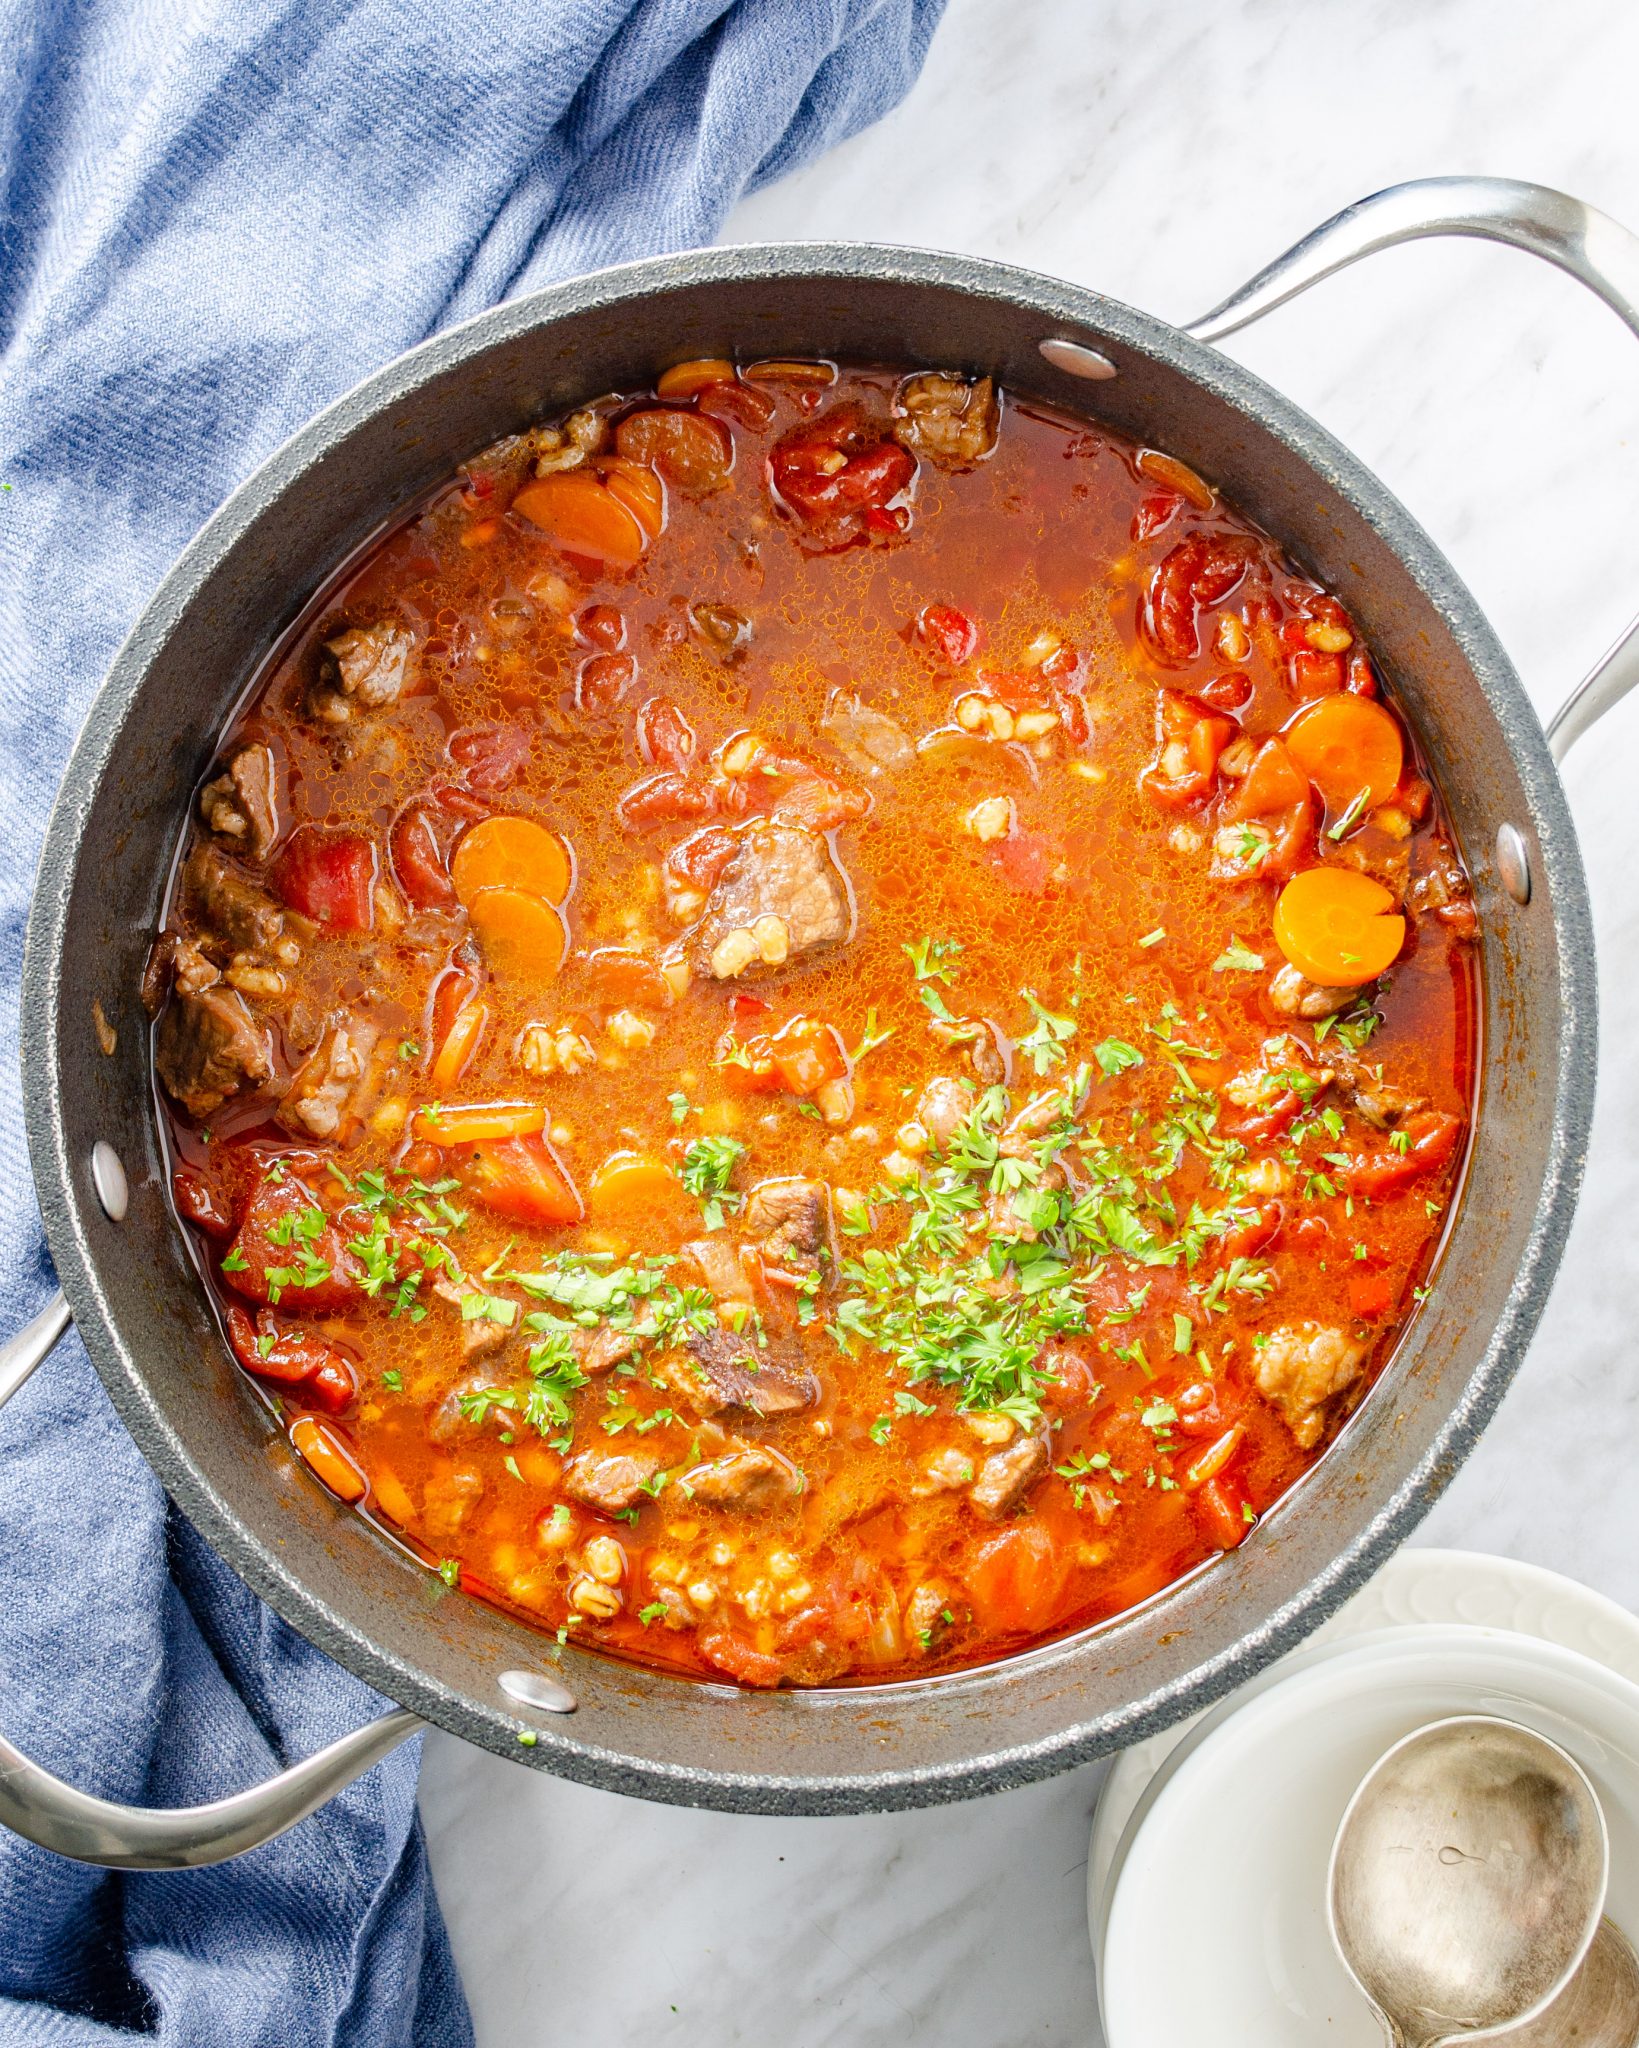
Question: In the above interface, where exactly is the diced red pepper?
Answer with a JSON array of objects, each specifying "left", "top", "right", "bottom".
[
  {"left": 221, "top": 1174, "right": 361, "bottom": 1313},
  {"left": 271, "top": 826, "right": 377, "bottom": 930},
  {"left": 1348, "top": 1266, "right": 1398, "bottom": 1319},
  {"left": 173, "top": 1168, "right": 234, "bottom": 1239},
  {"left": 1198, "top": 1477, "right": 1253, "bottom": 1550},
  {"left": 1132, "top": 489, "right": 1182, "bottom": 542}
]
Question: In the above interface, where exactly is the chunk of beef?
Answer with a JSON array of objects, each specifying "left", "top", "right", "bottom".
[
  {"left": 430, "top": 1275, "right": 513, "bottom": 1359},
  {"left": 1268, "top": 963, "right": 1356, "bottom": 1019},
  {"left": 678, "top": 1235, "right": 758, "bottom": 1307},
  {"left": 1329, "top": 1048, "right": 1425, "bottom": 1130},
  {"left": 744, "top": 1177, "right": 833, "bottom": 1281},
  {"left": 143, "top": 932, "right": 221, "bottom": 1015},
  {"left": 969, "top": 1433, "right": 1049, "bottom": 1518},
  {"left": 680, "top": 1440, "right": 804, "bottom": 1510},
  {"left": 154, "top": 985, "right": 273, "bottom": 1118},
  {"left": 893, "top": 373, "right": 1000, "bottom": 468},
  {"left": 310, "top": 622, "right": 417, "bottom": 726},
  {"left": 571, "top": 1325, "right": 639, "bottom": 1375},
  {"left": 276, "top": 1011, "right": 385, "bottom": 1143},
  {"left": 819, "top": 691, "right": 913, "bottom": 776},
  {"left": 429, "top": 1372, "right": 512, "bottom": 1444},
  {"left": 662, "top": 1325, "right": 819, "bottom": 1420},
  {"left": 689, "top": 822, "right": 851, "bottom": 980},
  {"left": 183, "top": 845, "right": 297, "bottom": 964},
  {"left": 916, "top": 1075, "right": 975, "bottom": 1147},
  {"left": 1254, "top": 1321, "right": 1368, "bottom": 1448},
  {"left": 905, "top": 1580, "right": 957, "bottom": 1651},
  {"left": 563, "top": 1450, "right": 663, "bottom": 1515},
  {"left": 198, "top": 743, "right": 280, "bottom": 860}
]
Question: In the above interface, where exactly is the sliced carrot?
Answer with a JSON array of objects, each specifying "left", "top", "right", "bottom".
[
  {"left": 452, "top": 815, "right": 572, "bottom": 907},
  {"left": 1284, "top": 695, "right": 1403, "bottom": 813},
  {"left": 1227, "top": 737, "right": 1310, "bottom": 820},
  {"left": 468, "top": 886, "right": 569, "bottom": 983},
  {"left": 656, "top": 357, "right": 737, "bottom": 399},
  {"left": 1273, "top": 866, "right": 1406, "bottom": 986},
  {"left": 430, "top": 998, "right": 488, "bottom": 1091},
  {"left": 588, "top": 1151, "right": 684, "bottom": 1222},
  {"left": 290, "top": 1416, "right": 367, "bottom": 1503},
  {"left": 512, "top": 470, "right": 647, "bottom": 565},
  {"left": 599, "top": 456, "right": 665, "bottom": 541},
  {"left": 413, "top": 1100, "right": 546, "bottom": 1146},
  {"left": 369, "top": 1463, "right": 417, "bottom": 1528}
]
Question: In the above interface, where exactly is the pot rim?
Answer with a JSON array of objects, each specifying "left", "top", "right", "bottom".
[{"left": 19, "top": 239, "right": 1596, "bottom": 1810}]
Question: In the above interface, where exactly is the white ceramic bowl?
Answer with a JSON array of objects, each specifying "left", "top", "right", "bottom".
[{"left": 1097, "top": 1623, "right": 1639, "bottom": 2046}]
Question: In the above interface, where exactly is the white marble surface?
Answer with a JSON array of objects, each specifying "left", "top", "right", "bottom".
[{"left": 418, "top": 3, "right": 1639, "bottom": 2038}]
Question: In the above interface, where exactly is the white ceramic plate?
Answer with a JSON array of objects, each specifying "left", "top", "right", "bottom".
[
  {"left": 1087, "top": 1548, "right": 1639, "bottom": 1944},
  {"left": 1095, "top": 1620, "right": 1639, "bottom": 2045}
]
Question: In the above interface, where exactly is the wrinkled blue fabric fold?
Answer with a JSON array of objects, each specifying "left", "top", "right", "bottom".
[{"left": 0, "top": 2, "right": 944, "bottom": 2039}]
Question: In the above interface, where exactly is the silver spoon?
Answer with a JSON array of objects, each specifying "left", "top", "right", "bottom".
[
  {"left": 1496, "top": 1919, "right": 1639, "bottom": 2046},
  {"left": 1329, "top": 1716, "right": 1608, "bottom": 2047}
]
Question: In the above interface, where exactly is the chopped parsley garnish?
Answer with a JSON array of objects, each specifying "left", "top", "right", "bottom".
[
  {"left": 903, "top": 935, "right": 963, "bottom": 984},
  {"left": 1212, "top": 938, "right": 1265, "bottom": 974},
  {"left": 1093, "top": 1036, "right": 1143, "bottom": 1078},
  {"left": 1017, "top": 990, "right": 1076, "bottom": 1075},
  {"left": 850, "top": 1006, "right": 894, "bottom": 1062},
  {"left": 667, "top": 1091, "right": 692, "bottom": 1126},
  {"left": 679, "top": 1134, "right": 746, "bottom": 1230}
]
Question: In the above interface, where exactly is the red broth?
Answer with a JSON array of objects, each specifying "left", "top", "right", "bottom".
[{"left": 146, "top": 361, "right": 1476, "bottom": 1687}]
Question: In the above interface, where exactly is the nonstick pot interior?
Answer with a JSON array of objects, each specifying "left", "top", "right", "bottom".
[{"left": 20, "top": 247, "right": 1593, "bottom": 1812}]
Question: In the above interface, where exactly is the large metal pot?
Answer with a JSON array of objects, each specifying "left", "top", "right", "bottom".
[{"left": 5, "top": 176, "right": 1637, "bottom": 1866}]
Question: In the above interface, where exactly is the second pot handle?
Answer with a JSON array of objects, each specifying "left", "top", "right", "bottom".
[
  {"left": 1183, "top": 174, "right": 1639, "bottom": 762},
  {"left": 0, "top": 1291, "right": 424, "bottom": 1869}
]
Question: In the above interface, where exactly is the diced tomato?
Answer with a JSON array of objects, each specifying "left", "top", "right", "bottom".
[
  {"left": 224, "top": 1304, "right": 356, "bottom": 1412},
  {"left": 1132, "top": 488, "right": 1182, "bottom": 542},
  {"left": 429, "top": 966, "right": 480, "bottom": 1056},
  {"left": 173, "top": 1168, "right": 233, "bottom": 1238},
  {"left": 1141, "top": 691, "right": 1234, "bottom": 806},
  {"left": 1197, "top": 670, "right": 1253, "bottom": 715},
  {"left": 582, "top": 947, "right": 671, "bottom": 1011},
  {"left": 637, "top": 695, "right": 696, "bottom": 773},
  {"left": 697, "top": 1626, "right": 788, "bottom": 1688},
  {"left": 1221, "top": 1088, "right": 1302, "bottom": 1146},
  {"left": 448, "top": 724, "right": 532, "bottom": 790},
  {"left": 222, "top": 1175, "right": 361, "bottom": 1313},
  {"left": 916, "top": 603, "right": 981, "bottom": 666},
  {"left": 1346, "top": 650, "right": 1379, "bottom": 697},
  {"left": 1172, "top": 1378, "right": 1237, "bottom": 1439},
  {"left": 576, "top": 603, "right": 625, "bottom": 651},
  {"left": 617, "top": 772, "right": 719, "bottom": 829},
  {"left": 1289, "top": 649, "right": 1346, "bottom": 700},
  {"left": 967, "top": 1523, "right": 1070, "bottom": 1633},
  {"left": 1219, "top": 1199, "right": 1284, "bottom": 1262},
  {"left": 1348, "top": 1266, "right": 1398, "bottom": 1319},
  {"left": 993, "top": 829, "right": 1052, "bottom": 894},
  {"left": 721, "top": 1016, "right": 848, "bottom": 1101},
  {"left": 389, "top": 803, "right": 455, "bottom": 908},
  {"left": 1198, "top": 1477, "right": 1253, "bottom": 1550},
  {"left": 577, "top": 652, "right": 637, "bottom": 714},
  {"left": 666, "top": 824, "right": 738, "bottom": 895},
  {"left": 770, "top": 404, "right": 916, "bottom": 543},
  {"left": 1142, "top": 534, "right": 1253, "bottom": 664},
  {"left": 1337, "top": 1110, "right": 1462, "bottom": 1201},
  {"left": 270, "top": 826, "right": 377, "bottom": 929},
  {"left": 729, "top": 991, "right": 773, "bottom": 1022},
  {"left": 1227, "top": 738, "right": 1310, "bottom": 820},
  {"left": 455, "top": 1130, "right": 584, "bottom": 1227}
]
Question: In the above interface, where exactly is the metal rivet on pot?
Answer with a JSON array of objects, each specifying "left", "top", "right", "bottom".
[
  {"left": 1039, "top": 337, "right": 1118, "bottom": 381},
  {"left": 90, "top": 1141, "right": 129, "bottom": 1222},
  {"left": 499, "top": 1667, "right": 577, "bottom": 1716},
  {"left": 1496, "top": 823, "right": 1532, "bottom": 906}
]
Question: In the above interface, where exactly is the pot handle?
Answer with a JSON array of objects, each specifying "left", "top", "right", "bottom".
[
  {"left": 0, "top": 1291, "right": 423, "bottom": 1869},
  {"left": 1184, "top": 174, "right": 1639, "bottom": 762}
]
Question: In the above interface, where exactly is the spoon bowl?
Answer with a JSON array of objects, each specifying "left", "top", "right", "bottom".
[{"left": 1329, "top": 1716, "right": 1608, "bottom": 2047}]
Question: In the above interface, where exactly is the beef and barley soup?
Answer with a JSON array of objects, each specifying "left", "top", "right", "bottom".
[{"left": 146, "top": 359, "right": 1477, "bottom": 1688}]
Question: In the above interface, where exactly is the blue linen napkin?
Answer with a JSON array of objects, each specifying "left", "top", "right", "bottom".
[{"left": 0, "top": 2, "right": 945, "bottom": 2039}]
